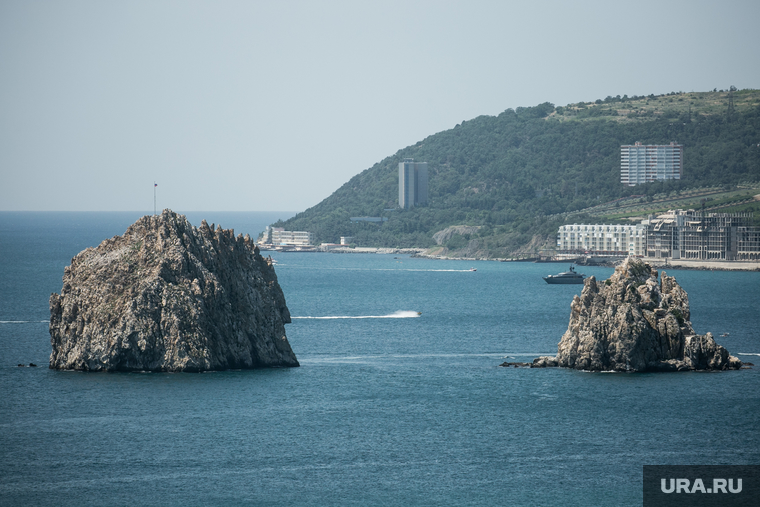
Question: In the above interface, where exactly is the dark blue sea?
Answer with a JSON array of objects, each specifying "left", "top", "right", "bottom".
[{"left": 1, "top": 212, "right": 759, "bottom": 506}]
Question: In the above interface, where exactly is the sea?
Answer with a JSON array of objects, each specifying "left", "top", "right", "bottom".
[{"left": 1, "top": 212, "right": 759, "bottom": 506}]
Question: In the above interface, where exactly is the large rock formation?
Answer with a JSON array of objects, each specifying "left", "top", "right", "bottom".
[
  {"left": 50, "top": 210, "right": 299, "bottom": 372},
  {"left": 532, "top": 257, "right": 742, "bottom": 372}
]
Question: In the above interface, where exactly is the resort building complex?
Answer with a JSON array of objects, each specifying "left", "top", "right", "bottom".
[
  {"left": 556, "top": 224, "right": 648, "bottom": 257},
  {"left": 264, "top": 227, "right": 315, "bottom": 247},
  {"left": 557, "top": 210, "right": 760, "bottom": 261},
  {"left": 644, "top": 210, "right": 758, "bottom": 261},
  {"left": 399, "top": 158, "right": 428, "bottom": 209},
  {"left": 621, "top": 142, "right": 683, "bottom": 186}
]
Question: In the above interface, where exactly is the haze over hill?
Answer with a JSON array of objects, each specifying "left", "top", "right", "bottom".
[{"left": 276, "top": 89, "right": 760, "bottom": 258}]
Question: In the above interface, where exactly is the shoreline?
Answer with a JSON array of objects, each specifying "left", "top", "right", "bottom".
[
  {"left": 641, "top": 258, "right": 760, "bottom": 272},
  {"left": 262, "top": 246, "right": 760, "bottom": 271}
]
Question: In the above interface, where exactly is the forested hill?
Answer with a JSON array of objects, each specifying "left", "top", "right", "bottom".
[{"left": 275, "top": 89, "right": 760, "bottom": 258}]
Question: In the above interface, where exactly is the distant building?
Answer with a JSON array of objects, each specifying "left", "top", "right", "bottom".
[
  {"left": 556, "top": 224, "right": 647, "bottom": 257},
  {"left": 643, "top": 210, "right": 755, "bottom": 260},
  {"left": 621, "top": 142, "right": 683, "bottom": 186},
  {"left": 737, "top": 227, "right": 760, "bottom": 260},
  {"left": 399, "top": 158, "right": 428, "bottom": 208},
  {"left": 555, "top": 210, "right": 760, "bottom": 261},
  {"left": 270, "top": 228, "right": 314, "bottom": 247},
  {"left": 340, "top": 236, "right": 354, "bottom": 245}
]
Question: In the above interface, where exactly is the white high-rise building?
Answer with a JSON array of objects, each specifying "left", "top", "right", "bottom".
[
  {"left": 399, "top": 158, "right": 428, "bottom": 208},
  {"left": 621, "top": 142, "right": 683, "bottom": 186}
]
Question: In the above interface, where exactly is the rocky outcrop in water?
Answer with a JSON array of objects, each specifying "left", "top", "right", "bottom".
[
  {"left": 49, "top": 210, "right": 299, "bottom": 372},
  {"left": 532, "top": 257, "right": 742, "bottom": 372}
]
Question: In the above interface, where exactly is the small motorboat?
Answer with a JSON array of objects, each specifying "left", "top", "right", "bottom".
[{"left": 469, "top": 268, "right": 477, "bottom": 272}]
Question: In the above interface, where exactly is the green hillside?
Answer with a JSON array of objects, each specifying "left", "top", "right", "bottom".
[{"left": 276, "top": 89, "right": 760, "bottom": 258}]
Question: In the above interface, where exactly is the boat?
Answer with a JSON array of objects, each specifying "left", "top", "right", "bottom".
[
  {"left": 469, "top": 268, "right": 477, "bottom": 272},
  {"left": 543, "top": 265, "right": 585, "bottom": 284}
]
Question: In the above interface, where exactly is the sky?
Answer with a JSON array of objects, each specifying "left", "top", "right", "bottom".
[{"left": 1, "top": 0, "right": 759, "bottom": 212}]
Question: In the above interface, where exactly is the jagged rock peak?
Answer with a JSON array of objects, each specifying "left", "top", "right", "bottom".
[
  {"left": 532, "top": 257, "right": 741, "bottom": 372},
  {"left": 49, "top": 209, "right": 298, "bottom": 372}
]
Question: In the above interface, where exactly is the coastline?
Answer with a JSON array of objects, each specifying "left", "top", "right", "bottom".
[
  {"left": 644, "top": 258, "right": 760, "bottom": 271},
  {"left": 263, "top": 245, "right": 760, "bottom": 271}
]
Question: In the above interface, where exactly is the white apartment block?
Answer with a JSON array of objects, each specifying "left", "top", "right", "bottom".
[
  {"left": 270, "top": 228, "right": 315, "bottom": 247},
  {"left": 621, "top": 141, "right": 683, "bottom": 186},
  {"left": 557, "top": 224, "right": 647, "bottom": 256}
]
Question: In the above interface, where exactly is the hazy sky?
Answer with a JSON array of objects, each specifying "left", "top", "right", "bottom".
[{"left": 2, "top": 0, "right": 759, "bottom": 212}]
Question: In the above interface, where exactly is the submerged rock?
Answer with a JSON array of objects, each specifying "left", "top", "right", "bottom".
[
  {"left": 49, "top": 210, "right": 299, "bottom": 372},
  {"left": 531, "top": 257, "right": 741, "bottom": 372},
  {"left": 499, "top": 361, "right": 532, "bottom": 368}
]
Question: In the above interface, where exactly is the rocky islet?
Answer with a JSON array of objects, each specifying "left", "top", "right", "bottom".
[
  {"left": 49, "top": 210, "right": 299, "bottom": 372},
  {"left": 532, "top": 257, "right": 742, "bottom": 372}
]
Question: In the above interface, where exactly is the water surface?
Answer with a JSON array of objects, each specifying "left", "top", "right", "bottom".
[{"left": 1, "top": 213, "right": 758, "bottom": 506}]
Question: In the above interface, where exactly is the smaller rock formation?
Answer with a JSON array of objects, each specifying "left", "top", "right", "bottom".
[
  {"left": 499, "top": 362, "right": 531, "bottom": 368},
  {"left": 532, "top": 257, "right": 742, "bottom": 372},
  {"left": 50, "top": 210, "right": 299, "bottom": 372}
]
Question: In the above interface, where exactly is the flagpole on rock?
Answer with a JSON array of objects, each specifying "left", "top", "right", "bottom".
[{"left": 154, "top": 182, "right": 157, "bottom": 215}]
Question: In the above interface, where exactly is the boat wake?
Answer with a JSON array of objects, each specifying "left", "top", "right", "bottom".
[
  {"left": 283, "top": 266, "right": 475, "bottom": 273},
  {"left": 737, "top": 352, "right": 760, "bottom": 356},
  {"left": 502, "top": 353, "right": 556, "bottom": 358},
  {"left": 292, "top": 311, "right": 421, "bottom": 320},
  {"left": 405, "top": 269, "right": 476, "bottom": 272}
]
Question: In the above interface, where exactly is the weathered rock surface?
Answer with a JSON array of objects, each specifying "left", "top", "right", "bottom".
[
  {"left": 532, "top": 257, "right": 741, "bottom": 372},
  {"left": 49, "top": 210, "right": 299, "bottom": 372},
  {"left": 431, "top": 225, "right": 482, "bottom": 246}
]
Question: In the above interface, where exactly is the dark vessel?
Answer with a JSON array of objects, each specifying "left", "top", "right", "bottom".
[{"left": 543, "top": 265, "right": 585, "bottom": 284}]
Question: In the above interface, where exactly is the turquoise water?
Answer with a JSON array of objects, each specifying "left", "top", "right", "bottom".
[{"left": 1, "top": 212, "right": 759, "bottom": 506}]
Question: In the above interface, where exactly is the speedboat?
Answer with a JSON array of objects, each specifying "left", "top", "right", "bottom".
[{"left": 543, "top": 265, "right": 585, "bottom": 284}]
